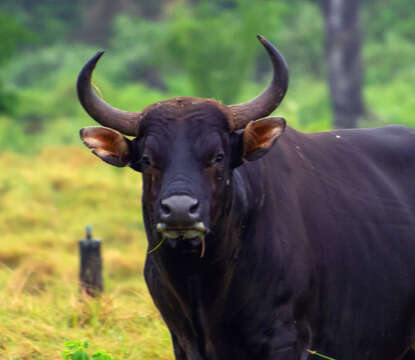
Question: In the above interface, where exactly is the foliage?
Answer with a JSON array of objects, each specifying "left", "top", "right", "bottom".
[
  {"left": 0, "top": 11, "right": 33, "bottom": 66},
  {"left": 163, "top": 0, "right": 282, "bottom": 104},
  {"left": 62, "top": 340, "right": 90, "bottom": 360},
  {"left": 1, "top": 0, "right": 414, "bottom": 134},
  {"left": 364, "top": 31, "right": 415, "bottom": 85},
  {"left": 0, "top": 11, "right": 32, "bottom": 114},
  {"left": 362, "top": 0, "right": 415, "bottom": 41},
  {"left": 275, "top": 2, "right": 325, "bottom": 77},
  {"left": 1, "top": 41, "right": 171, "bottom": 142},
  {"left": 0, "top": 0, "right": 83, "bottom": 44},
  {"left": 0, "top": 84, "right": 18, "bottom": 116},
  {"left": 108, "top": 15, "right": 168, "bottom": 87},
  {"left": 62, "top": 340, "right": 119, "bottom": 360}
]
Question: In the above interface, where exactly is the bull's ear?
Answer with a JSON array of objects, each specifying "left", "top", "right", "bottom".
[
  {"left": 80, "top": 126, "right": 131, "bottom": 167},
  {"left": 241, "top": 117, "right": 286, "bottom": 161}
]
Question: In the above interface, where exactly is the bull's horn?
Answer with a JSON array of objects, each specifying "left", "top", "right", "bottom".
[
  {"left": 228, "top": 35, "right": 289, "bottom": 130},
  {"left": 77, "top": 51, "right": 142, "bottom": 136}
]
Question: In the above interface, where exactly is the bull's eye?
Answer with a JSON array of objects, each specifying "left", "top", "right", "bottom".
[
  {"left": 141, "top": 155, "right": 152, "bottom": 168},
  {"left": 214, "top": 153, "right": 224, "bottom": 164}
]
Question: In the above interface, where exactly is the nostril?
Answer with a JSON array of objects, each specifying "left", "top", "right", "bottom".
[
  {"left": 160, "top": 202, "right": 171, "bottom": 216},
  {"left": 160, "top": 196, "right": 200, "bottom": 223},
  {"left": 189, "top": 201, "right": 199, "bottom": 215}
]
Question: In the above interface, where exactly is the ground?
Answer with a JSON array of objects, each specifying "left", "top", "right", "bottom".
[{"left": 0, "top": 147, "right": 173, "bottom": 359}]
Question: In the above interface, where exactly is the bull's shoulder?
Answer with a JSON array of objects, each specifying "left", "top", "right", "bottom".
[{"left": 238, "top": 124, "right": 415, "bottom": 198}]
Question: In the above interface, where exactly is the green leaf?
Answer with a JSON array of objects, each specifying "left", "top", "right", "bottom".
[
  {"left": 92, "top": 350, "right": 117, "bottom": 360},
  {"left": 72, "top": 349, "right": 90, "bottom": 360}
]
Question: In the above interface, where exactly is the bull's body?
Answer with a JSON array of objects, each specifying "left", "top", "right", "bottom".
[
  {"left": 77, "top": 36, "right": 415, "bottom": 360},
  {"left": 145, "top": 125, "right": 415, "bottom": 359}
]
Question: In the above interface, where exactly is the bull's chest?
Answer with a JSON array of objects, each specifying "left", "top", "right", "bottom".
[{"left": 178, "top": 275, "right": 304, "bottom": 360}]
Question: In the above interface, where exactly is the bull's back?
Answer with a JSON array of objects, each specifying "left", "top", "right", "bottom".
[
  {"left": 243, "top": 125, "right": 415, "bottom": 359},
  {"left": 299, "top": 126, "right": 415, "bottom": 359}
]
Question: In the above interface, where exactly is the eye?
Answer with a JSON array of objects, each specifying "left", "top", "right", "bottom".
[
  {"left": 210, "top": 153, "right": 224, "bottom": 166},
  {"left": 215, "top": 153, "right": 224, "bottom": 163},
  {"left": 141, "top": 154, "right": 152, "bottom": 168}
]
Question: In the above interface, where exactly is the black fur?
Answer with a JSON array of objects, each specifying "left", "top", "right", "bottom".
[{"left": 130, "top": 104, "right": 415, "bottom": 360}]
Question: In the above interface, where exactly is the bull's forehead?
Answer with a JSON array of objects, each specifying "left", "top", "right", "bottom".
[{"left": 138, "top": 97, "right": 232, "bottom": 133}]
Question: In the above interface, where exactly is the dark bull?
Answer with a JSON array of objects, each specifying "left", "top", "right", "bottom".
[{"left": 77, "top": 36, "right": 415, "bottom": 359}]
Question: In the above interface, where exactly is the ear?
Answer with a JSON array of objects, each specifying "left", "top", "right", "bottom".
[
  {"left": 80, "top": 126, "right": 131, "bottom": 167},
  {"left": 242, "top": 117, "right": 286, "bottom": 161}
]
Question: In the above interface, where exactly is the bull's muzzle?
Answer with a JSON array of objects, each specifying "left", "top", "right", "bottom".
[
  {"left": 154, "top": 196, "right": 207, "bottom": 256},
  {"left": 159, "top": 195, "right": 201, "bottom": 230}
]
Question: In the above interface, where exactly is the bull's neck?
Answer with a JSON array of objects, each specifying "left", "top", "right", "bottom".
[{"left": 207, "top": 169, "right": 250, "bottom": 262}]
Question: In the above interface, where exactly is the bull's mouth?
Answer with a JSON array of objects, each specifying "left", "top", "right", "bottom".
[
  {"left": 149, "top": 222, "right": 207, "bottom": 257},
  {"left": 156, "top": 222, "right": 205, "bottom": 238}
]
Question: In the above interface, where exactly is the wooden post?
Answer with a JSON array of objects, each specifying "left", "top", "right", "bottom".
[{"left": 79, "top": 225, "right": 103, "bottom": 296}]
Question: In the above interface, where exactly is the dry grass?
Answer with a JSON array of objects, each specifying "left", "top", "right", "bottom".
[{"left": 0, "top": 147, "right": 173, "bottom": 359}]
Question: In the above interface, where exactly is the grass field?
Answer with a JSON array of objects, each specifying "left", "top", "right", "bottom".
[{"left": 0, "top": 147, "right": 173, "bottom": 359}]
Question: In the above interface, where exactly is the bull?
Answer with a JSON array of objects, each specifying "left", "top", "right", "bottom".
[{"left": 77, "top": 36, "right": 415, "bottom": 359}]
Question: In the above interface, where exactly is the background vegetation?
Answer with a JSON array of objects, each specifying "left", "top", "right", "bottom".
[{"left": 0, "top": 0, "right": 414, "bottom": 358}]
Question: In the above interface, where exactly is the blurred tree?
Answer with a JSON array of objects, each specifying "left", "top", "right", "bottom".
[
  {"left": 0, "top": 0, "right": 164, "bottom": 46},
  {"left": 75, "top": 0, "right": 120, "bottom": 45},
  {"left": 74, "top": 0, "right": 164, "bottom": 45},
  {"left": 361, "top": 0, "right": 415, "bottom": 86},
  {"left": 163, "top": 0, "right": 281, "bottom": 104},
  {"left": 314, "top": 0, "right": 364, "bottom": 128},
  {"left": 0, "top": 11, "right": 32, "bottom": 114},
  {"left": 109, "top": 15, "right": 168, "bottom": 89},
  {"left": 2, "top": 0, "right": 415, "bottom": 135},
  {"left": 0, "top": 0, "right": 83, "bottom": 44},
  {"left": 271, "top": 1, "right": 325, "bottom": 78},
  {"left": 362, "top": 0, "right": 415, "bottom": 41}
]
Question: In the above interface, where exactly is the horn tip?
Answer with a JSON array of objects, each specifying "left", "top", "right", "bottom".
[
  {"left": 86, "top": 51, "right": 105, "bottom": 71},
  {"left": 256, "top": 34, "right": 267, "bottom": 45},
  {"left": 256, "top": 35, "right": 272, "bottom": 49},
  {"left": 92, "top": 50, "right": 105, "bottom": 62}
]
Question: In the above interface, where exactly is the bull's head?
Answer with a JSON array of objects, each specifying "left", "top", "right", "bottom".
[{"left": 78, "top": 36, "right": 288, "bottom": 257}]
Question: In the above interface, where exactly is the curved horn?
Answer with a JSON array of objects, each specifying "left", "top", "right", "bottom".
[
  {"left": 228, "top": 35, "right": 289, "bottom": 130},
  {"left": 77, "top": 51, "right": 141, "bottom": 136}
]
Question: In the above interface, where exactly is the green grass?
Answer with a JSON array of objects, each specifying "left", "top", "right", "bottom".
[{"left": 0, "top": 147, "right": 173, "bottom": 359}]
